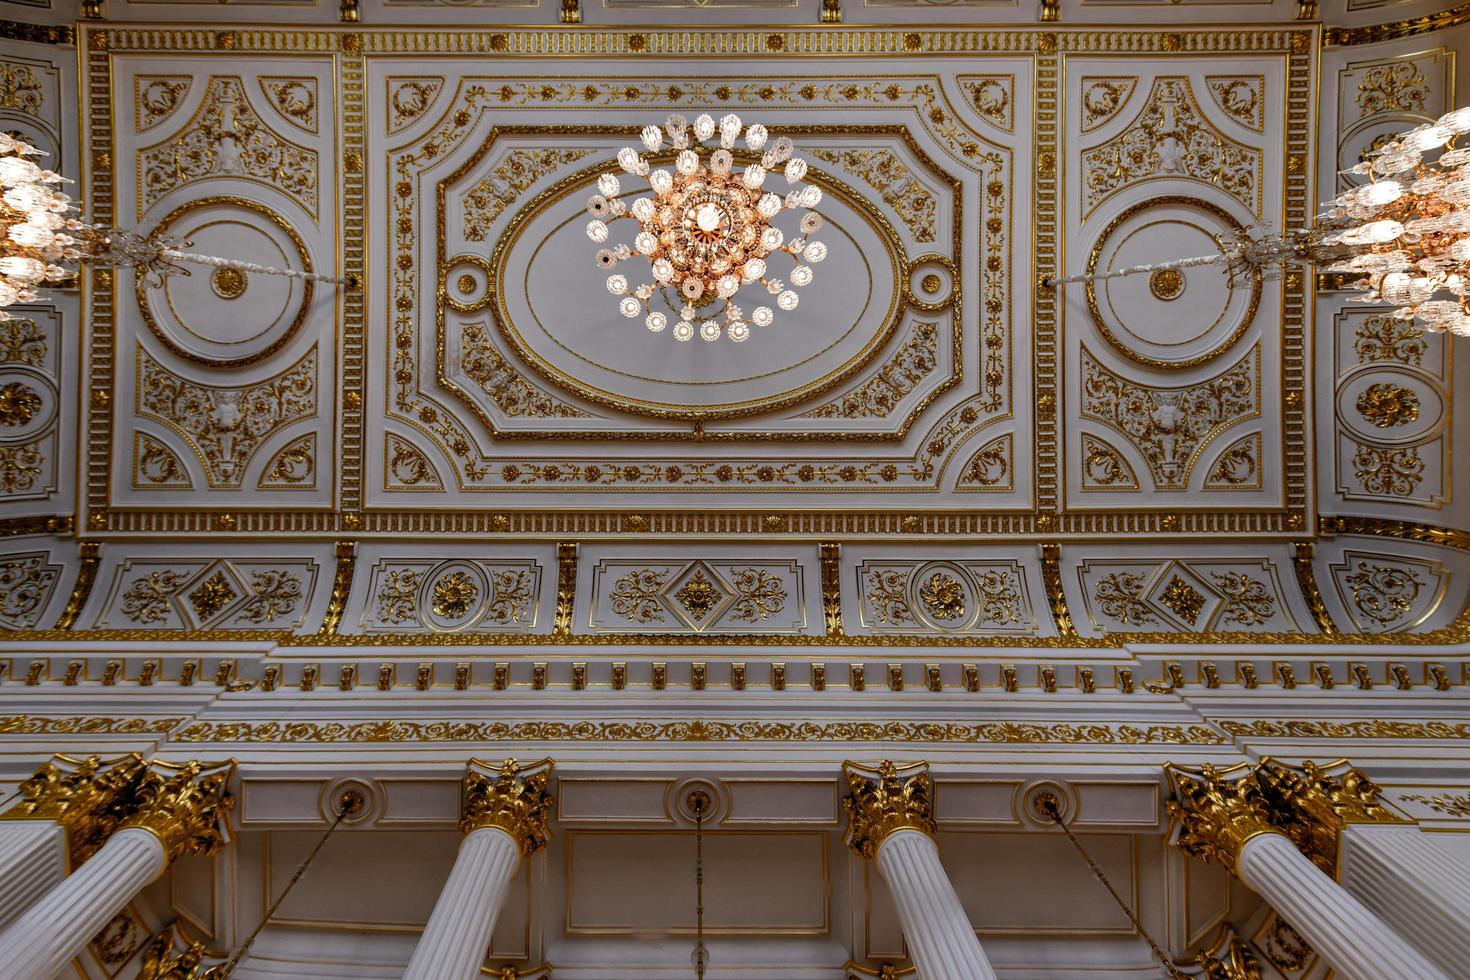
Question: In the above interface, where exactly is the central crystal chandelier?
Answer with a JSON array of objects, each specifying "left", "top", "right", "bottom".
[
  {"left": 0, "top": 133, "right": 344, "bottom": 321},
  {"left": 586, "top": 114, "right": 827, "bottom": 343},
  {"left": 1047, "top": 105, "right": 1470, "bottom": 337}
]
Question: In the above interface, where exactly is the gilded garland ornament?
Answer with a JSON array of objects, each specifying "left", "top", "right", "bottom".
[{"left": 586, "top": 113, "right": 827, "bottom": 343}]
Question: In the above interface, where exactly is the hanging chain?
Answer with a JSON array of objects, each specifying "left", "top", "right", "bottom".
[
  {"left": 1037, "top": 796, "right": 1191, "bottom": 980},
  {"left": 690, "top": 791, "right": 710, "bottom": 980},
  {"left": 218, "top": 791, "right": 363, "bottom": 976}
]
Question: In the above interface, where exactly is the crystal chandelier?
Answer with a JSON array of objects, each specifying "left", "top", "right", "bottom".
[
  {"left": 0, "top": 133, "right": 344, "bottom": 321},
  {"left": 586, "top": 114, "right": 827, "bottom": 343},
  {"left": 1046, "top": 105, "right": 1470, "bottom": 337}
]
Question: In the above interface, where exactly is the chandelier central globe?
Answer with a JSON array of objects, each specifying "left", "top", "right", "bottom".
[{"left": 586, "top": 113, "right": 827, "bottom": 343}]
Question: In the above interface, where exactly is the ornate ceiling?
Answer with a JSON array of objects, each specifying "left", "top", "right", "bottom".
[
  {"left": 0, "top": 3, "right": 1466, "bottom": 976},
  {"left": 0, "top": 8, "right": 1455, "bottom": 648}
]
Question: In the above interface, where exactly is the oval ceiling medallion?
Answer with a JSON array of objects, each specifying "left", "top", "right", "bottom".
[
  {"left": 482, "top": 161, "right": 905, "bottom": 420},
  {"left": 1085, "top": 196, "right": 1260, "bottom": 370},
  {"left": 137, "top": 196, "right": 316, "bottom": 368}
]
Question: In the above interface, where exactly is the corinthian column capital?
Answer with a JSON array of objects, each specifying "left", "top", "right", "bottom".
[
  {"left": 1253, "top": 758, "right": 1407, "bottom": 875},
  {"left": 1166, "top": 763, "right": 1282, "bottom": 872},
  {"left": 119, "top": 760, "right": 236, "bottom": 864},
  {"left": 460, "top": 758, "right": 554, "bottom": 856},
  {"left": 842, "top": 760, "right": 937, "bottom": 859},
  {"left": 1, "top": 753, "right": 147, "bottom": 863}
]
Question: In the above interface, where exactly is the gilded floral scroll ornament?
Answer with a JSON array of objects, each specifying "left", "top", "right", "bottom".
[
  {"left": 809, "top": 148, "right": 936, "bottom": 242},
  {"left": 1079, "top": 433, "right": 1138, "bottom": 489},
  {"left": 1093, "top": 572, "right": 1154, "bottom": 626},
  {"left": 236, "top": 570, "right": 304, "bottom": 624},
  {"left": 955, "top": 434, "right": 1012, "bottom": 490},
  {"left": 138, "top": 77, "right": 319, "bottom": 217},
  {"left": 136, "top": 347, "right": 317, "bottom": 488},
  {"left": 863, "top": 569, "right": 914, "bottom": 626},
  {"left": 728, "top": 568, "right": 787, "bottom": 623},
  {"left": 1211, "top": 572, "right": 1275, "bottom": 627},
  {"left": 121, "top": 570, "right": 187, "bottom": 624},
  {"left": 1343, "top": 561, "right": 1423, "bottom": 627},
  {"left": 0, "top": 62, "right": 43, "bottom": 116},
  {"left": 0, "top": 552, "right": 59, "bottom": 629},
  {"left": 608, "top": 568, "right": 667, "bottom": 623},
  {"left": 463, "top": 148, "right": 594, "bottom": 241},
  {"left": 0, "top": 441, "right": 42, "bottom": 495},
  {"left": 257, "top": 433, "right": 315, "bottom": 488},
  {"left": 135, "top": 77, "right": 190, "bottom": 132},
  {"left": 1080, "top": 77, "right": 1261, "bottom": 218},
  {"left": 459, "top": 324, "right": 589, "bottom": 419},
  {"left": 1401, "top": 792, "right": 1470, "bottom": 817},
  {"left": 843, "top": 761, "right": 936, "bottom": 859},
  {"left": 958, "top": 76, "right": 1012, "bottom": 132},
  {"left": 384, "top": 433, "right": 444, "bottom": 490},
  {"left": 1205, "top": 76, "right": 1264, "bottom": 132},
  {"left": 386, "top": 77, "right": 444, "bottom": 136},
  {"left": 134, "top": 433, "right": 191, "bottom": 488},
  {"left": 1353, "top": 314, "right": 1425, "bottom": 365},
  {"left": 1080, "top": 346, "right": 1258, "bottom": 490},
  {"left": 0, "top": 318, "right": 46, "bottom": 366},
  {"left": 460, "top": 758, "right": 554, "bottom": 856},
  {"left": 1079, "top": 77, "right": 1136, "bottom": 133},
  {"left": 486, "top": 571, "right": 534, "bottom": 625},
  {"left": 1203, "top": 433, "right": 1260, "bottom": 490},
  {"left": 374, "top": 569, "right": 420, "bottom": 624},
  {"left": 1355, "top": 61, "right": 1428, "bottom": 117},
  {"left": 258, "top": 77, "right": 318, "bottom": 134},
  {"left": 1351, "top": 445, "right": 1424, "bottom": 497},
  {"left": 801, "top": 323, "right": 937, "bottom": 419}
]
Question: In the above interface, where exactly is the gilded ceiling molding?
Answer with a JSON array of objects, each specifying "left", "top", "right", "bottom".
[
  {"left": 0, "top": 515, "right": 71, "bottom": 537},
  {"left": 168, "top": 719, "right": 1229, "bottom": 745},
  {"left": 316, "top": 541, "right": 356, "bottom": 636},
  {"left": 842, "top": 760, "right": 936, "bottom": 859},
  {"left": 1324, "top": 3, "right": 1470, "bottom": 45},
  {"left": 460, "top": 758, "right": 554, "bottom": 855},
  {"left": 1320, "top": 515, "right": 1470, "bottom": 553},
  {"left": 1221, "top": 720, "right": 1470, "bottom": 740},
  {"left": 0, "top": 716, "right": 183, "bottom": 736},
  {"left": 54, "top": 542, "right": 100, "bottom": 630},
  {"left": 0, "top": 21, "right": 74, "bottom": 45},
  {"left": 1291, "top": 542, "right": 1338, "bottom": 635}
]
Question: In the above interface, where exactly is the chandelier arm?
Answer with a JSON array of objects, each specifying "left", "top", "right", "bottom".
[
  {"left": 156, "top": 248, "right": 351, "bottom": 286},
  {"left": 1042, "top": 251, "right": 1230, "bottom": 289}
]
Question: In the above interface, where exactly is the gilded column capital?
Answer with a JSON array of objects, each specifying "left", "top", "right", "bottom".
[
  {"left": 1, "top": 753, "right": 147, "bottom": 863},
  {"left": 119, "top": 760, "right": 236, "bottom": 864},
  {"left": 460, "top": 758, "right": 554, "bottom": 857},
  {"left": 1165, "top": 763, "right": 1283, "bottom": 873},
  {"left": 1253, "top": 758, "right": 1407, "bottom": 875},
  {"left": 842, "top": 760, "right": 937, "bottom": 860}
]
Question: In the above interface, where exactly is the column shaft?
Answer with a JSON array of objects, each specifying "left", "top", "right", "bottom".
[
  {"left": 873, "top": 829, "right": 998, "bottom": 980},
  {"left": 402, "top": 826, "right": 522, "bottom": 980},
  {"left": 0, "top": 822, "right": 66, "bottom": 931},
  {"left": 1339, "top": 824, "right": 1470, "bottom": 978},
  {"left": 0, "top": 827, "right": 166, "bottom": 980},
  {"left": 1236, "top": 832, "right": 1448, "bottom": 980}
]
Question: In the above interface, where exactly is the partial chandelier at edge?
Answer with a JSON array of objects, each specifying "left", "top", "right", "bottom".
[{"left": 586, "top": 113, "right": 827, "bottom": 343}]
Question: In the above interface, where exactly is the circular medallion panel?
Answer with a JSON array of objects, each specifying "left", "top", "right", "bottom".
[
  {"left": 1336, "top": 366, "right": 1445, "bottom": 446},
  {"left": 1085, "top": 197, "right": 1260, "bottom": 369},
  {"left": 0, "top": 367, "right": 55, "bottom": 442},
  {"left": 137, "top": 197, "right": 315, "bottom": 368},
  {"left": 485, "top": 162, "right": 905, "bottom": 420}
]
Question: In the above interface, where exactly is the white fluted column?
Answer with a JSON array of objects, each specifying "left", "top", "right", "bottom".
[
  {"left": 1236, "top": 832, "right": 1447, "bottom": 980},
  {"left": 0, "top": 822, "right": 66, "bottom": 931},
  {"left": 402, "top": 826, "right": 522, "bottom": 980},
  {"left": 403, "top": 759, "right": 554, "bottom": 980},
  {"left": 1338, "top": 824, "right": 1470, "bottom": 977},
  {"left": 0, "top": 827, "right": 166, "bottom": 980},
  {"left": 874, "top": 829, "right": 998, "bottom": 980}
]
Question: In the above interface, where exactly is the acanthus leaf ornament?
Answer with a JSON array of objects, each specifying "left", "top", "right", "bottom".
[
  {"left": 842, "top": 760, "right": 937, "bottom": 859},
  {"left": 0, "top": 753, "right": 148, "bottom": 864},
  {"left": 119, "top": 760, "right": 236, "bottom": 863},
  {"left": 460, "top": 757, "right": 554, "bottom": 857},
  {"left": 588, "top": 114, "right": 826, "bottom": 342},
  {"left": 1164, "top": 763, "right": 1282, "bottom": 872}
]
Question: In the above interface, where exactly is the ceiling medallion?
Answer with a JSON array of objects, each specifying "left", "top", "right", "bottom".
[{"left": 585, "top": 113, "right": 827, "bottom": 343}]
